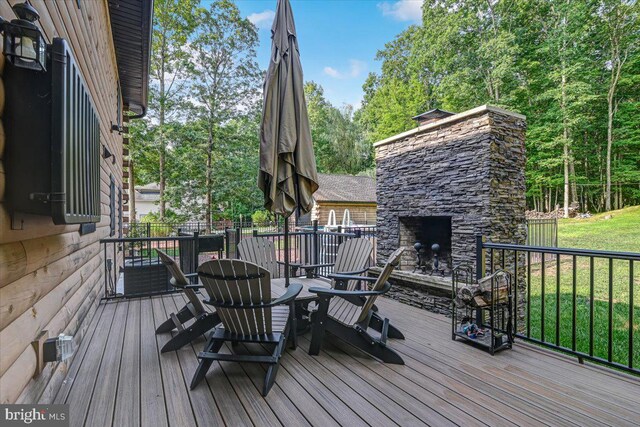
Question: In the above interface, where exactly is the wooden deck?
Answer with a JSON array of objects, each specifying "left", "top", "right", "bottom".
[{"left": 54, "top": 293, "right": 640, "bottom": 427}]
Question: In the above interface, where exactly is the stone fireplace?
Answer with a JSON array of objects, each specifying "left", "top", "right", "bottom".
[{"left": 375, "top": 105, "right": 527, "bottom": 278}]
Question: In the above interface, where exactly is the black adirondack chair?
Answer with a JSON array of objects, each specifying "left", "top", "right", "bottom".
[
  {"left": 155, "top": 249, "right": 220, "bottom": 353},
  {"left": 308, "top": 248, "right": 405, "bottom": 364},
  {"left": 191, "top": 259, "right": 302, "bottom": 396}
]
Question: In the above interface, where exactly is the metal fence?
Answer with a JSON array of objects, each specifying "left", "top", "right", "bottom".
[
  {"left": 477, "top": 236, "right": 639, "bottom": 375},
  {"left": 225, "top": 221, "right": 377, "bottom": 276},
  {"left": 100, "top": 232, "right": 224, "bottom": 299},
  {"left": 526, "top": 218, "right": 558, "bottom": 247}
]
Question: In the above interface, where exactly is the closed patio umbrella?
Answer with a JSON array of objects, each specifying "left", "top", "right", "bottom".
[{"left": 259, "top": 0, "right": 318, "bottom": 286}]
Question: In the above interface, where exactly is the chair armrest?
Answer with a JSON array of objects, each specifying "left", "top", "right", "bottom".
[
  {"left": 204, "top": 283, "right": 303, "bottom": 309},
  {"left": 270, "top": 283, "right": 303, "bottom": 306},
  {"left": 185, "top": 272, "right": 199, "bottom": 278},
  {"left": 335, "top": 267, "right": 370, "bottom": 276},
  {"left": 300, "top": 263, "right": 335, "bottom": 270},
  {"left": 184, "top": 284, "right": 204, "bottom": 290},
  {"left": 327, "top": 273, "right": 376, "bottom": 283},
  {"left": 309, "top": 282, "right": 391, "bottom": 298}
]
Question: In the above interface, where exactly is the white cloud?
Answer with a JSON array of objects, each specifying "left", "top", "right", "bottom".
[
  {"left": 323, "top": 60, "right": 367, "bottom": 79},
  {"left": 323, "top": 66, "right": 341, "bottom": 78},
  {"left": 378, "top": 0, "right": 422, "bottom": 22},
  {"left": 247, "top": 10, "right": 276, "bottom": 30}
]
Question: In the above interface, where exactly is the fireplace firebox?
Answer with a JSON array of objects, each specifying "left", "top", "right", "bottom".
[{"left": 399, "top": 216, "right": 452, "bottom": 275}]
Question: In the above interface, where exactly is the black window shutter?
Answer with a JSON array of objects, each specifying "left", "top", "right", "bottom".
[{"left": 110, "top": 175, "right": 116, "bottom": 236}]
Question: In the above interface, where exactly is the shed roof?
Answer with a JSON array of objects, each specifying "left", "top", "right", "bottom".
[{"left": 314, "top": 174, "right": 376, "bottom": 203}]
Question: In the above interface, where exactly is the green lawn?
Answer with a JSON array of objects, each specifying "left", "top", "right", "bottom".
[{"left": 526, "top": 206, "right": 640, "bottom": 369}]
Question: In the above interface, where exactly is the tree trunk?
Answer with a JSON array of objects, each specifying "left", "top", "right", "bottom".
[
  {"left": 605, "top": 18, "right": 626, "bottom": 212},
  {"left": 130, "top": 160, "right": 136, "bottom": 222},
  {"left": 561, "top": 45, "right": 570, "bottom": 218},
  {"left": 159, "top": 79, "right": 166, "bottom": 220},
  {"left": 205, "top": 127, "right": 214, "bottom": 233},
  {"left": 605, "top": 96, "right": 614, "bottom": 211}
]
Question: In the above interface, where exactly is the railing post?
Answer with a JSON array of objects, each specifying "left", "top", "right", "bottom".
[
  {"left": 475, "top": 235, "right": 487, "bottom": 327},
  {"left": 354, "top": 229, "right": 362, "bottom": 238},
  {"left": 224, "top": 228, "right": 230, "bottom": 259},
  {"left": 147, "top": 222, "right": 151, "bottom": 238},
  {"left": 253, "top": 229, "right": 258, "bottom": 237},
  {"left": 475, "top": 235, "right": 486, "bottom": 280},
  {"left": 193, "top": 231, "right": 200, "bottom": 276},
  {"left": 235, "top": 227, "right": 241, "bottom": 259},
  {"left": 313, "top": 220, "right": 319, "bottom": 264}
]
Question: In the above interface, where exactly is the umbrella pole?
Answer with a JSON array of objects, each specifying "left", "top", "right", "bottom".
[{"left": 284, "top": 216, "right": 290, "bottom": 287}]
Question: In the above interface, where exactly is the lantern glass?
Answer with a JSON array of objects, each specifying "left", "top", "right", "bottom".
[{"left": 2, "top": 22, "right": 46, "bottom": 72}]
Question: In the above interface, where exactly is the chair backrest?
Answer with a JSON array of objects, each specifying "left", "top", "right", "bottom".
[
  {"left": 238, "top": 237, "right": 280, "bottom": 278},
  {"left": 156, "top": 249, "right": 205, "bottom": 313},
  {"left": 356, "top": 248, "right": 404, "bottom": 323},
  {"left": 334, "top": 238, "right": 372, "bottom": 273},
  {"left": 198, "top": 259, "right": 274, "bottom": 335},
  {"left": 156, "top": 249, "right": 190, "bottom": 287}
]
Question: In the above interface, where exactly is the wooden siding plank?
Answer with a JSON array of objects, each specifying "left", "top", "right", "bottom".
[
  {"left": 57, "top": 301, "right": 117, "bottom": 426},
  {"left": 150, "top": 296, "right": 197, "bottom": 427},
  {"left": 251, "top": 343, "right": 370, "bottom": 427},
  {"left": 139, "top": 298, "right": 169, "bottom": 427},
  {"left": 84, "top": 301, "right": 129, "bottom": 427},
  {"left": 159, "top": 295, "right": 232, "bottom": 427},
  {"left": 112, "top": 298, "right": 141, "bottom": 427}
]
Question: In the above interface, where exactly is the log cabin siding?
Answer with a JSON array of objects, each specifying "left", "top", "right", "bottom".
[
  {"left": 0, "top": 0, "right": 124, "bottom": 403},
  {"left": 312, "top": 202, "right": 377, "bottom": 227}
]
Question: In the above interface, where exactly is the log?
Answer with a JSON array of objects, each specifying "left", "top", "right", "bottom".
[
  {"left": 0, "top": 74, "right": 4, "bottom": 117},
  {"left": 0, "top": 160, "right": 5, "bottom": 201},
  {"left": 0, "top": 226, "right": 108, "bottom": 287},
  {"left": 0, "top": 240, "right": 101, "bottom": 330},
  {"left": 28, "top": 293, "right": 102, "bottom": 404},
  {"left": 0, "top": 347, "right": 35, "bottom": 404},
  {"left": 2, "top": 273, "right": 102, "bottom": 404},
  {"left": 0, "top": 115, "right": 5, "bottom": 158},
  {"left": 0, "top": 241, "right": 27, "bottom": 287},
  {"left": 0, "top": 206, "right": 77, "bottom": 245},
  {"left": 0, "top": 251, "right": 102, "bottom": 376}
]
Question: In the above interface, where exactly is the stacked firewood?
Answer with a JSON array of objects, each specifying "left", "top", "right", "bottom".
[{"left": 455, "top": 272, "right": 509, "bottom": 308}]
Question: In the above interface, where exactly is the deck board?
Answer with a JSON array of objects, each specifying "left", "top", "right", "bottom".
[{"left": 57, "top": 294, "right": 640, "bottom": 427}]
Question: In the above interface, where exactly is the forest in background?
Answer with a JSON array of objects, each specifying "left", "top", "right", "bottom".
[{"left": 130, "top": 0, "right": 639, "bottom": 226}]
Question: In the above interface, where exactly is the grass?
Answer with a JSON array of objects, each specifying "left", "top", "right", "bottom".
[{"left": 525, "top": 206, "right": 640, "bottom": 369}]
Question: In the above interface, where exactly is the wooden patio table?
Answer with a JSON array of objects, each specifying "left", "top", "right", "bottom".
[{"left": 271, "top": 277, "right": 332, "bottom": 332}]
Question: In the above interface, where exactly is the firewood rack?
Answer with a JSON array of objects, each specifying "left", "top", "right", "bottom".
[{"left": 452, "top": 266, "right": 514, "bottom": 354}]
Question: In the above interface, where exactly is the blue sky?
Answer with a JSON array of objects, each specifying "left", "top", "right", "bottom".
[{"left": 232, "top": 0, "right": 422, "bottom": 108}]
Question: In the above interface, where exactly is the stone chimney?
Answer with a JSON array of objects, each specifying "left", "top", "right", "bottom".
[{"left": 375, "top": 105, "right": 527, "bottom": 271}]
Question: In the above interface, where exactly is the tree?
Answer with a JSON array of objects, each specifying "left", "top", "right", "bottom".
[
  {"left": 189, "top": 0, "right": 261, "bottom": 230},
  {"left": 599, "top": 0, "right": 639, "bottom": 211},
  {"left": 147, "top": 0, "right": 198, "bottom": 219},
  {"left": 304, "top": 82, "right": 371, "bottom": 174}
]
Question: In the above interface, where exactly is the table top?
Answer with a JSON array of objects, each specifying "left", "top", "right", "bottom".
[{"left": 271, "top": 277, "right": 332, "bottom": 301}]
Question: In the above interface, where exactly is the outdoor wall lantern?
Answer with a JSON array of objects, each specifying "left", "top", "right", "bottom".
[
  {"left": 31, "top": 331, "right": 75, "bottom": 377},
  {"left": 0, "top": 0, "right": 47, "bottom": 72}
]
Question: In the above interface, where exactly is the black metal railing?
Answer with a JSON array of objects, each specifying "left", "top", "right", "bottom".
[
  {"left": 225, "top": 220, "right": 377, "bottom": 276},
  {"left": 476, "top": 236, "right": 639, "bottom": 375},
  {"left": 100, "top": 232, "right": 225, "bottom": 299}
]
